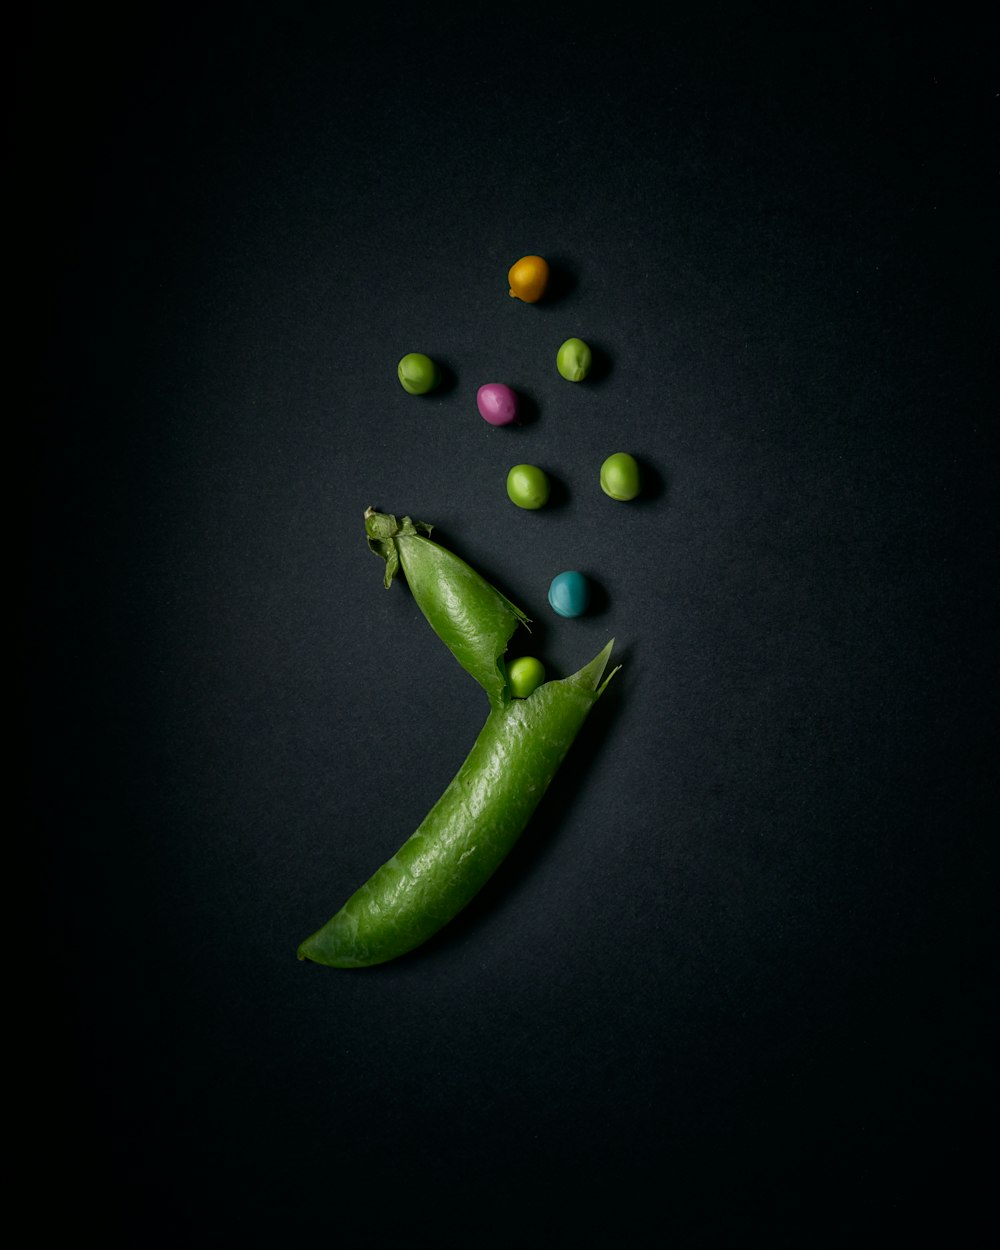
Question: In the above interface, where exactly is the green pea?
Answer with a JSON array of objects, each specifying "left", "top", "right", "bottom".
[
  {"left": 297, "top": 510, "right": 620, "bottom": 968},
  {"left": 507, "top": 656, "right": 545, "bottom": 699},
  {"left": 397, "top": 352, "right": 440, "bottom": 395},
  {"left": 556, "top": 337, "right": 592, "bottom": 382},
  {"left": 506, "top": 463, "right": 550, "bottom": 510},
  {"left": 600, "top": 452, "right": 641, "bottom": 501}
]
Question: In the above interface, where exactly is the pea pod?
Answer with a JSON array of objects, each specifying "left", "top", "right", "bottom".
[
  {"left": 297, "top": 510, "right": 620, "bottom": 968},
  {"left": 364, "top": 509, "right": 528, "bottom": 709}
]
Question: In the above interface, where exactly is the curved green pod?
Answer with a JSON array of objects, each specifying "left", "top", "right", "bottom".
[
  {"left": 297, "top": 509, "right": 620, "bottom": 968},
  {"left": 298, "top": 641, "right": 616, "bottom": 967}
]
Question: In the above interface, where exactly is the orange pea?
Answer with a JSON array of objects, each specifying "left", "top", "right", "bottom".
[{"left": 507, "top": 254, "right": 549, "bottom": 303}]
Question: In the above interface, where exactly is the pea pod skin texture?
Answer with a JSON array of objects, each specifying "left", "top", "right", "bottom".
[
  {"left": 365, "top": 508, "right": 529, "bottom": 709},
  {"left": 297, "top": 640, "right": 617, "bottom": 968}
]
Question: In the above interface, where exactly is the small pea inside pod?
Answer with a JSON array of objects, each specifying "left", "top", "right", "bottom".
[
  {"left": 507, "top": 255, "right": 549, "bottom": 303},
  {"left": 397, "top": 353, "right": 440, "bottom": 395},
  {"left": 507, "top": 656, "right": 545, "bottom": 699},
  {"left": 556, "top": 338, "right": 592, "bottom": 382},
  {"left": 600, "top": 452, "right": 641, "bottom": 501},
  {"left": 506, "top": 464, "right": 550, "bottom": 510}
]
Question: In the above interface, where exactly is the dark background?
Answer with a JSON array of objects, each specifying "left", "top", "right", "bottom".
[{"left": 26, "top": 4, "right": 995, "bottom": 1243}]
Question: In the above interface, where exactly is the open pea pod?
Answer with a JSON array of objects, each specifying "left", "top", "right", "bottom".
[
  {"left": 364, "top": 508, "right": 528, "bottom": 709},
  {"left": 297, "top": 509, "right": 620, "bottom": 968}
]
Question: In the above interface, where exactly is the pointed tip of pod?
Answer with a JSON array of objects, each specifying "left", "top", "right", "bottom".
[
  {"left": 296, "top": 933, "right": 350, "bottom": 969},
  {"left": 597, "top": 666, "right": 621, "bottom": 697},
  {"left": 568, "top": 638, "right": 618, "bottom": 694},
  {"left": 594, "top": 638, "right": 620, "bottom": 695},
  {"left": 597, "top": 638, "right": 622, "bottom": 696}
]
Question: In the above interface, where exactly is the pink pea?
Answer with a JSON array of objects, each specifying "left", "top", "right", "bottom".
[{"left": 476, "top": 383, "right": 519, "bottom": 426}]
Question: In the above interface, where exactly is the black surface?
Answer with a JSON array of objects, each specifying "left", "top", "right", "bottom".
[{"left": 27, "top": 5, "right": 995, "bottom": 1243}]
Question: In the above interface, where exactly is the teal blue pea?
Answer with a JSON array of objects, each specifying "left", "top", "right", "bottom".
[{"left": 548, "top": 571, "right": 590, "bottom": 618}]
